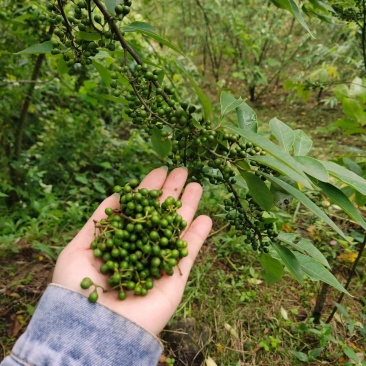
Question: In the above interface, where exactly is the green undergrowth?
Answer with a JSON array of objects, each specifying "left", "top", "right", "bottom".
[
  {"left": 1, "top": 178, "right": 365, "bottom": 365},
  {"left": 166, "top": 184, "right": 366, "bottom": 366}
]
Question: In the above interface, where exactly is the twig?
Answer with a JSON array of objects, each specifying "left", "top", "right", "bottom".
[{"left": 326, "top": 233, "right": 366, "bottom": 323}]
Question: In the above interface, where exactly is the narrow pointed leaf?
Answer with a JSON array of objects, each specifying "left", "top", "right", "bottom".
[
  {"left": 220, "top": 91, "right": 243, "bottom": 118},
  {"left": 240, "top": 171, "right": 273, "bottom": 211},
  {"left": 236, "top": 102, "right": 257, "bottom": 132},
  {"left": 258, "top": 253, "right": 284, "bottom": 285},
  {"left": 105, "top": 0, "right": 117, "bottom": 14},
  {"left": 316, "top": 181, "right": 366, "bottom": 231},
  {"left": 92, "top": 60, "right": 112, "bottom": 86},
  {"left": 123, "top": 22, "right": 184, "bottom": 56},
  {"left": 294, "top": 252, "right": 350, "bottom": 295},
  {"left": 270, "top": 0, "right": 314, "bottom": 37},
  {"left": 225, "top": 125, "right": 311, "bottom": 187},
  {"left": 278, "top": 233, "right": 330, "bottom": 268},
  {"left": 272, "top": 242, "right": 303, "bottom": 284},
  {"left": 294, "top": 156, "right": 329, "bottom": 182},
  {"left": 293, "top": 129, "right": 313, "bottom": 156},
  {"left": 269, "top": 118, "right": 295, "bottom": 152},
  {"left": 16, "top": 41, "right": 53, "bottom": 54},
  {"left": 250, "top": 155, "right": 312, "bottom": 189},
  {"left": 75, "top": 31, "right": 101, "bottom": 41},
  {"left": 264, "top": 174, "right": 347, "bottom": 240},
  {"left": 151, "top": 128, "right": 171, "bottom": 159},
  {"left": 322, "top": 161, "right": 366, "bottom": 195}
]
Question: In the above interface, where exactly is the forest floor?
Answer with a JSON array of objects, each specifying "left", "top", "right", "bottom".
[{"left": 1, "top": 86, "right": 365, "bottom": 365}]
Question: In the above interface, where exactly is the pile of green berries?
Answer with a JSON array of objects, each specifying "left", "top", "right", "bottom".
[{"left": 80, "top": 178, "right": 188, "bottom": 303}]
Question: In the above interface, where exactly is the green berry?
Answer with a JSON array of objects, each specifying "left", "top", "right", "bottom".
[
  {"left": 80, "top": 277, "right": 93, "bottom": 290},
  {"left": 105, "top": 207, "right": 113, "bottom": 216},
  {"left": 88, "top": 291, "right": 99, "bottom": 303}
]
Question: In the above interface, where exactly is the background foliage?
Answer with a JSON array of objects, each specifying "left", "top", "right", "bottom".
[{"left": 1, "top": 1, "right": 366, "bottom": 365}]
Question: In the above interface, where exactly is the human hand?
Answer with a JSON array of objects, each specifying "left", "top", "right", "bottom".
[{"left": 52, "top": 167, "right": 212, "bottom": 335}]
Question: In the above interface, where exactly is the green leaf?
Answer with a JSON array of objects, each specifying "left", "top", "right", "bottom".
[
  {"left": 57, "top": 56, "right": 69, "bottom": 75},
  {"left": 290, "top": 350, "right": 309, "bottom": 362},
  {"left": 250, "top": 155, "right": 312, "bottom": 189},
  {"left": 98, "top": 161, "right": 112, "bottom": 169},
  {"left": 343, "top": 347, "right": 361, "bottom": 364},
  {"left": 264, "top": 174, "right": 347, "bottom": 240},
  {"left": 294, "top": 253, "right": 350, "bottom": 295},
  {"left": 100, "top": 94, "right": 128, "bottom": 104},
  {"left": 75, "top": 31, "right": 101, "bottom": 41},
  {"left": 293, "top": 129, "right": 313, "bottom": 156},
  {"left": 225, "top": 125, "right": 311, "bottom": 187},
  {"left": 75, "top": 175, "right": 89, "bottom": 185},
  {"left": 236, "top": 102, "right": 257, "bottom": 132},
  {"left": 220, "top": 91, "right": 243, "bottom": 118},
  {"left": 342, "top": 158, "right": 362, "bottom": 176},
  {"left": 240, "top": 171, "right": 273, "bottom": 211},
  {"left": 270, "top": 0, "right": 314, "bottom": 38},
  {"left": 32, "top": 242, "right": 58, "bottom": 261},
  {"left": 272, "top": 242, "right": 303, "bottom": 284},
  {"left": 278, "top": 233, "right": 330, "bottom": 268},
  {"left": 105, "top": 0, "right": 117, "bottom": 14},
  {"left": 92, "top": 60, "right": 112, "bottom": 86},
  {"left": 176, "top": 61, "right": 212, "bottom": 121},
  {"left": 322, "top": 161, "right": 366, "bottom": 196},
  {"left": 93, "top": 181, "right": 106, "bottom": 194},
  {"left": 151, "top": 128, "right": 172, "bottom": 159},
  {"left": 258, "top": 253, "right": 284, "bottom": 285},
  {"left": 123, "top": 22, "right": 184, "bottom": 56},
  {"left": 16, "top": 41, "right": 53, "bottom": 54},
  {"left": 342, "top": 98, "right": 365, "bottom": 123},
  {"left": 316, "top": 181, "right": 366, "bottom": 231},
  {"left": 294, "top": 156, "right": 329, "bottom": 182},
  {"left": 269, "top": 118, "right": 295, "bottom": 152}
]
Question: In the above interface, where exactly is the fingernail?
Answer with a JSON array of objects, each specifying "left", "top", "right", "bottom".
[
  {"left": 112, "top": 193, "right": 120, "bottom": 200},
  {"left": 160, "top": 166, "right": 169, "bottom": 171}
]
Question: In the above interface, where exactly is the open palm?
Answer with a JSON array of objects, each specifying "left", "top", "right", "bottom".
[{"left": 52, "top": 167, "right": 212, "bottom": 335}]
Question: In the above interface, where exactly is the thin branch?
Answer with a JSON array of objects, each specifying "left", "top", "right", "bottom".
[
  {"left": 326, "top": 234, "right": 366, "bottom": 323},
  {"left": 92, "top": 0, "right": 170, "bottom": 102},
  {"left": 15, "top": 25, "right": 54, "bottom": 159}
]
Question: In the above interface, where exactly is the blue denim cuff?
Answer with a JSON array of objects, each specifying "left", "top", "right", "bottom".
[{"left": 2, "top": 284, "right": 163, "bottom": 366}]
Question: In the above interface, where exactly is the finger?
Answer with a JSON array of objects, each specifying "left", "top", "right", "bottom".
[
  {"left": 177, "top": 182, "right": 203, "bottom": 229},
  {"left": 159, "top": 167, "right": 188, "bottom": 202},
  {"left": 179, "top": 215, "right": 212, "bottom": 276},
  {"left": 138, "top": 166, "right": 168, "bottom": 190}
]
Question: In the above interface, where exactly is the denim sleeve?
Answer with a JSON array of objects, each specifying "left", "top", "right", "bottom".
[{"left": 1, "top": 284, "right": 163, "bottom": 366}]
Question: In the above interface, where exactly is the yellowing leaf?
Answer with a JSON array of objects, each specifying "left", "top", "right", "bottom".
[
  {"left": 224, "top": 323, "right": 240, "bottom": 340},
  {"left": 216, "top": 343, "right": 224, "bottom": 353},
  {"left": 337, "top": 253, "right": 358, "bottom": 263},
  {"left": 328, "top": 66, "right": 338, "bottom": 78},
  {"left": 306, "top": 225, "right": 317, "bottom": 238},
  {"left": 205, "top": 356, "right": 218, "bottom": 366},
  {"left": 282, "top": 224, "right": 293, "bottom": 232},
  {"left": 248, "top": 278, "right": 263, "bottom": 285},
  {"left": 280, "top": 306, "right": 288, "bottom": 320}
]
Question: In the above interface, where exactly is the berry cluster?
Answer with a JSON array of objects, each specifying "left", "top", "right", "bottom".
[
  {"left": 46, "top": 0, "right": 133, "bottom": 68},
  {"left": 49, "top": 0, "right": 280, "bottom": 254},
  {"left": 80, "top": 179, "right": 188, "bottom": 302},
  {"left": 223, "top": 196, "right": 277, "bottom": 252},
  {"left": 332, "top": 2, "right": 363, "bottom": 23}
]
